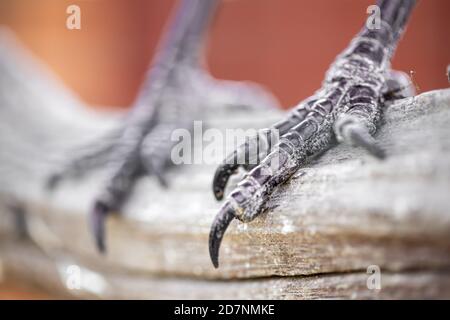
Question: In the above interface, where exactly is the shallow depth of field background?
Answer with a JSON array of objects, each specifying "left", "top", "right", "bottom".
[{"left": 0, "top": 0, "right": 449, "bottom": 110}]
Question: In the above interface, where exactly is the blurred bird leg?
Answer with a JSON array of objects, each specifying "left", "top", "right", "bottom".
[{"left": 47, "top": 0, "right": 279, "bottom": 252}]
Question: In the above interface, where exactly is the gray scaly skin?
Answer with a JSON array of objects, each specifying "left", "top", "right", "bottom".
[
  {"left": 210, "top": 0, "right": 417, "bottom": 268},
  {"left": 47, "top": 0, "right": 278, "bottom": 252}
]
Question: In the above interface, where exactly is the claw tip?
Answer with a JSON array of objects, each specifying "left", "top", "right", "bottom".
[
  {"left": 90, "top": 200, "right": 110, "bottom": 254},
  {"left": 208, "top": 203, "right": 235, "bottom": 268},
  {"left": 46, "top": 174, "right": 61, "bottom": 191},
  {"left": 374, "top": 148, "right": 386, "bottom": 160},
  {"left": 213, "top": 189, "right": 224, "bottom": 201},
  {"left": 211, "top": 255, "right": 219, "bottom": 269}
]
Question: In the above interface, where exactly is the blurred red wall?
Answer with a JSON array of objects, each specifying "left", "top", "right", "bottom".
[{"left": 1, "top": 0, "right": 449, "bottom": 109}]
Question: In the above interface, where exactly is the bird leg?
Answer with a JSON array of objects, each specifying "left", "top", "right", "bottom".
[
  {"left": 48, "top": 0, "right": 279, "bottom": 252},
  {"left": 209, "top": 0, "right": 417, "bottom": 268}
]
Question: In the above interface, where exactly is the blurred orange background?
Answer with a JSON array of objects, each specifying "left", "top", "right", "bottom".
[{"left": 0, "top": 0, "right": 449, "bottom": 109}]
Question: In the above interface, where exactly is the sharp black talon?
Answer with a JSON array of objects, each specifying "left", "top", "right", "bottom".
[
  {"left": 155, "top": 170, "right": 169, "bottom": 189},
  {"left": 46, "top": 173, "right": 62, "bottom": 191},
  {"left": 141, "top": 158, "right": 169, "bottom": 188},
  {"left": 208, "top": 0, "right": 415, "bottom": 268},
  {"left": 89, "top": 200, "right": 110, "bottom": 254},
  {"left": 152, "top": 164, "right": 169, "bottom": 188},
  {"left": 209, "top": 202, "right": 236, "bottom": 268},
  {"left": 213, "top": 137, "right": 265, "bottom": 200},
  {"left": 212, "top": 163, "right": 238, "bottom": 201},
  {"left": 349, "top": 128, "right": 386, "bottom": 159}
]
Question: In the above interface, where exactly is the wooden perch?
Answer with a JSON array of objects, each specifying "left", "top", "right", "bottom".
[{"left": 0, "top": 28, "right": 450, "bottom": 298}]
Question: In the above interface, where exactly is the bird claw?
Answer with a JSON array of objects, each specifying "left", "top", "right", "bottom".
[
  {"left": 208, "top": 0, "right": 416, "bottom": 268},
  {"left": 47, "top": 0, "right": 279, "bottom": 253},
  {"left": 208, "top": 201, "right": 236, "bottom": 268},
  {"left": 347, "top": 125, "right": 386, "bottom": 159},
  {"left": 212, "top": 162, "right": 239, "bottom": 201},
  {"left": 89, "top": 199, "right": 109, "bottom": 253},
  {"left": 334, "top": 115, "right": 386, "bottom": 159}
]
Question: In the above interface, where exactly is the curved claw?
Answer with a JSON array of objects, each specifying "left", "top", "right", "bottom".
[
  {"left": 213, "top": 135, "right": 265, "bottom": 200},
  {"left": 154, "top": 170, "right": 169, "bottom": 189},
  {"left": 46, "top": 173, "right": 62, "bottom": 191},
  {"left": 336, "top": 116, "right": 386, "bottom": 160},
  {"left": 209, "top": 202, "right": 236, "bottom": 268},
  {"left": 212, "top": 162, "right": 239, "bottom": 200},
  {"left": 89, "top": 200, "right": 110, "bottom": 254},
  {"left": 347, "top": 126, "right": 386, "bottom": 159},
  {"left": 141, "top": 159, "right": 169, "bottom": 189}
]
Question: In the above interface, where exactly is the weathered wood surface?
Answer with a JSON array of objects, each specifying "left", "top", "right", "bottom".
[
  {"left": 1, "top": 238, "right": 449, "bottom": 299},
  {"left": 1, "top": 29, "right": 450, "bottom": 298}
]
